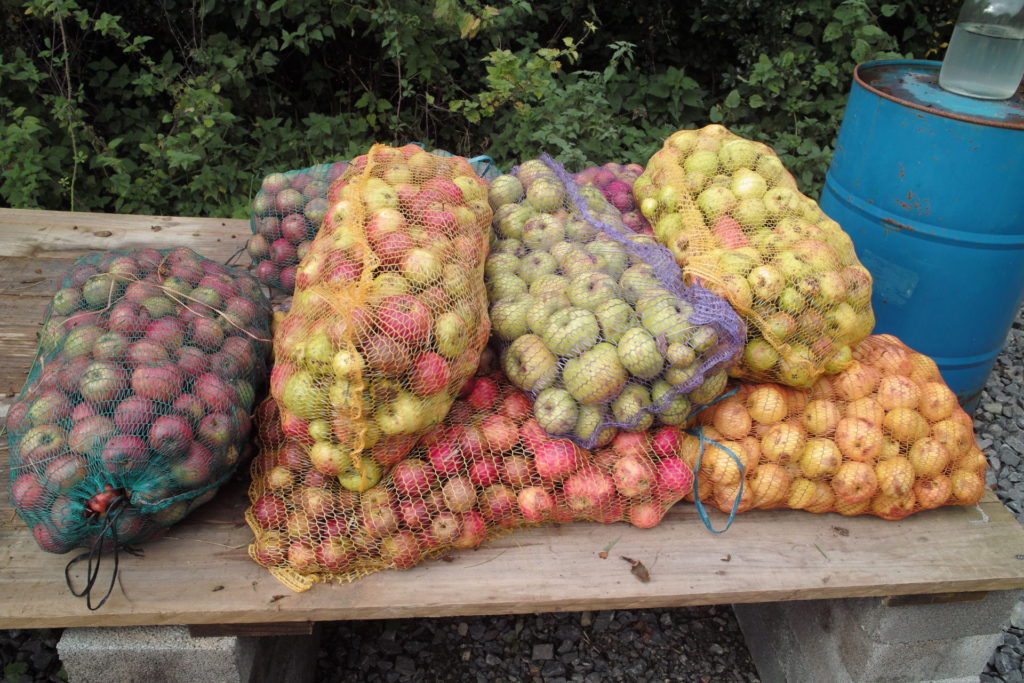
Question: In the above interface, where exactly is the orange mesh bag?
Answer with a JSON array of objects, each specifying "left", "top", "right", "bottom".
[
  {"left": 486, "top": 155, "right": 745, "bottom": 449},
  {"left": 247, "top": 370, "right": 697, "bottom": 588},
  {"left": 635, "top": 124, "right": 875, "bottom": 388},
  {"left": 261, "top": 143, "right": 492, "bottom": 504},
  {"left": 683, "top": 334, "right": 986, "bottom": 520}
]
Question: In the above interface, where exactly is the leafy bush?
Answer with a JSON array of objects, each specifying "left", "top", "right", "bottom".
[{"left": 0, "top": 0, "right": 954, "bottom": 217}]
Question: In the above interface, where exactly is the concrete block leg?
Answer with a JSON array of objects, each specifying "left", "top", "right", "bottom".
[
  {"left": 733, "top": 590, "right": 1022, "bottom": 683},
  {"left": 57, "top": 625, "right": 319, "bottom": 683}
]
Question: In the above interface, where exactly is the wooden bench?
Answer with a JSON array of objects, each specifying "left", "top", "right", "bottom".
[{"left": 2, "top": 208, "right": 1024, "bottom": 681}]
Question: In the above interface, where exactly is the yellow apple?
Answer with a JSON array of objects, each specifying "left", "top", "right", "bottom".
[
  {"left": 746, "top": 385, "right": 789, "bottom": 424},
  {"left": 875, "top": 456, "right": 915, "bottom": 497},
  {"left": 883, "top": 408, "right": 929, "bottom": 443},
  {"left": 761, "top": 421, "right": 807, "bottom": 463},
  {"left": 845, "top": 397, "right": 885, "bottom": 427},
  {"left": 831, "top": 461, "right": 878, "bottom": 504},
  {"left": 930, "top": 418, "right": 973, "bottom": 458},
  {"left": 834, "top": 497, "right": 872, "bottom": 516},
  {"left": 955, "top": 446, "right": 987, "bottom": 474},
  {"left": 870, "top": 492, "right": 916, "bottom": 520},
  {"left": 748, "top": 463, "right": 792, "bottom": 508},
  {"left": 833, "top": 360, "right": 880, "bottom": 401},
  {"left": 908, "top": 437, "right": 951, "bottom": 477},
  {"left": 917, "top": 381, "right": 958, "bottom": 422},
  {"left": 712, "top": 396, "right": 753, "bottom": 440},
  {"left": 802, "top": 399, "right": 840, "bottom": 436},
  {"left": 799, "top": 438, "right": 842, "bottom": 479},
  {"left": 876, "top": 375, "right": 921, "bottom": 410},
  {"left": 914, "top": 474, "right": 952, "bottom": 510},
  {"left": 834, "top": 417, "right": 883, "bottom": 462},
  {"left": 950, "top": 469, "right": 985, "bottom": 505},
  {"left": 712, "top": 480, "right": 754, "bottom": 514}
]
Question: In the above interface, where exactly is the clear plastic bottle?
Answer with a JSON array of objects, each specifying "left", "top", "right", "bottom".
[{"left": 938, "top": 0, "right": 1024, "bottom": 99}]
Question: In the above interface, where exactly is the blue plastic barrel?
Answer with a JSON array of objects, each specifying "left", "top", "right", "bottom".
[{"left": 819, "top": 59, "right": 1024, "bottom": 412}]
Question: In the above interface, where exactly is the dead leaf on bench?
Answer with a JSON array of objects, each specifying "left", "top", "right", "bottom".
[
  {"left": 621, "top": 556, "right": 650, "bottom": 583},
  {"left": 598, "top": 535, "right": 622, "bottom": 559}
]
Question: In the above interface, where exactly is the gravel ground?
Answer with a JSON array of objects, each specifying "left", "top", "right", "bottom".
[{"left": 3, "top": 309, "right": 1024, "bottom": 682}]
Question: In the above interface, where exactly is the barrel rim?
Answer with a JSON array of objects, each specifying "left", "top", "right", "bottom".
[{"left": 854, "top": 59, "right": 1024, "bottom": 131}]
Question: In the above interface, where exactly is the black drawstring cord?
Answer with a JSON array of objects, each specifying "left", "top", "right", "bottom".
[{"left": 64, "top": 494, "right": 140, "bottom": 611}]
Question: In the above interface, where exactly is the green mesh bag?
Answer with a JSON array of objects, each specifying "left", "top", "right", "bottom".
[{"left": 5, "top": 247, "right": 272, "bottom": 606}]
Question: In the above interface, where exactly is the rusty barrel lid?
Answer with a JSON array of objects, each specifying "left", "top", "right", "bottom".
[{"left": 855, "top": 59, "right": 1024, "bottom": 130}]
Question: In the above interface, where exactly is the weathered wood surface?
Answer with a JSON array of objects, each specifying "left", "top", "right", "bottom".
[{"left": 1, "top": 208, "right": 1023, "bottom": 629}]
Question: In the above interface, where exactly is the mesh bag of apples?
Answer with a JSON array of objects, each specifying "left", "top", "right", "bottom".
[
  {"left": 686, "top": 335, "right": 986, "bottom": 518},
  {"left": 636, "top": 124, "right": 875, "bottom": 388},
  {"left": 247, "top": 144, "right": 494, "bottom": 585},
  {"left": 6, "top": 248, "right": 271, "bottom": 558},
  {"left": 248, "top": 368, "right": 697, "bottom": 587},
  {"left": 248, "top": 159, "right": 352, "bottom": 293},
  {"left": 486, "top": 154, "right": 745, "bottom": 448}
]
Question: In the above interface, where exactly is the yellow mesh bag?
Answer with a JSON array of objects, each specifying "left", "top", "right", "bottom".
[
  {"left": 684, "top": 335, "right": 986, "bottom": 519},
  {"left": 250, "top": 143, "right": 492, "bottom": 545},
  {"left": 247, "top": 370, "right": 697, "bottom": 587},
  {"left": 635, "top": 125, "right": 875, "bottom": 388}
]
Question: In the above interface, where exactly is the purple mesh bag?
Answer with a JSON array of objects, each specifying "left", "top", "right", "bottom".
[{"left": 486, "top": 154, "right": 745, "bottom": 449}]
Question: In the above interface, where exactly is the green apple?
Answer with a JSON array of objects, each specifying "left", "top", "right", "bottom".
[
  {"left": 501, "top": 334, "right": 558, "bottom": 392},
  {"left": 651, "top": 379, "right": 692, "bottom": 426},
  {"left": 574, "top": 405, "right": 616, "bottom": 446},
  {"left": 718, "top": 139, "right": 760, "bottom": 172},
  {"left": 825, "top": 344, "right": 854, "bottom": 374},
  {"left": 375, "top": 390, "right": 425, "bottom": 435},
  {"left": 654, "top": 212, "right": 685, "bottom": 242},
  {"left": 730, "top": 168, "right": 768, "bottom": 200},
  {"left": 549, "top": 241, "right": 574, "bottom": 263},
  {"left": 454, "top": 174, "right": 486, "bottom": 202},
  {"left": 372, "top": 272, "right": 412, "bottom": 298},
  {"left": 534, "top": 387, "right": 579, "bottom": 435},
  {"left": 576, "top": 186, "right": 607, "bottom": 212},
  {"left": 435, "top": 310, "right": 472, "bottom": 357},
  {"left": 747, "top": 264, "right": 785, "bottom": 301},
  {"left": 488, "top": 174, "right": 525, "bottom": 210},
  {"left": 308, "top": 420, "right": 333, "bottom": 443},
  {"left": 664, "top": 363, "right": 697, "bottom": 388},
  {"left": 776, "top": 346, "right": 816, "bottom": 388},
  {"left": 742, "top": 337, "right": 780, "bottom": 373},
  {"left": 717, "top": 247, "right": 760, "bottom": 277},
  {"left": 719, "top": 273, "right": 754, "bottom": 310},
  {"left": 528, "top": 273, "right": 569, "bottom": 297},
  {"left": 485, "top": 253, "right": 521, "bottom": 280},
  {"left": 611, "top": 383, "right": 654, "bottom": 432},
  {"left": 823, "top": 301, "right": 861, "bottom": 339},
  {"left": 521, "top": 214, "right": 565, "bottom": 251},
  {"left": 300, "top": 331, "right": 336, "bottom": 372},
  {"left": 755, "top": 154, "right": 785, "bottom": 182},
  {"left": 763, "top": 186, "right": 802, "bottom": 217},
  {"left": 329, "top": 380, "right": 360, "bottom": 412},
  {"left": 490, "top": 295, "right": 532, "bottom": 341},
  {"left": 777, "top": 287, "right": 808, "bottom": 315},
  {"left": 487, "top": 272, "right": 528, "bottom": 300},
  {"left": 543, "top": 307, "right": 599, "bottom": 356},
  {"left": 594, "top": 298, "right": 636, "bottom": 344},
  {"left": 560, "top": 249, "right": 601, "bottom": 279},
  {"left": 684, "top": 149, "right": 719, "bottom": 176},
  {"left": 492, "top": 237, "right": 527, "bottom": 256},
  {"left": 750, "top": 230, "right": 784, "bottom": 254},
  {"left": 815, "top": 270, "right": 848, "bottom": 306},
  {"left": 517, "top": 251, "right": 558, "bottom": 285},
  {"left": 690, "top": 368, "right": 728, "bottom": 404},
  {"left": 494, "top": 203, "right": 535, "bottom": 239},
  {"left": 566, "top": 272, "right": 621, "bottom": 311},
  {"left": 616, "top": 326, "right": 664, "bottom": 380},
  {"left": 585, "top": 239, "right": 628, "bottom": 280},
  {"left": 666, "top": 342, "right": 696, "bottom": 367},
  {"left": 338, "top": 457, "right": 382, "bottom": 492},
  {"left": 696, "top": 186, "right": 738, "bottom": 221},
  {"left": 332, "top": 348, "right": 365, "bottom": 378},
  {"left": 733, "top": 198, "right": 767, "bottom": 229},
  {"left": 689, "top": 325, "right": 719, "bottom": 354},
  {"left": 282, "top": 370, "right": 327, "bottom": 420},
  {"left": 619, "top": 264, "right": 662, "bottom": 305},
  {"left": 526, "top": 291, "right": 571, "bottom": 335},
  {"left": 525, "top": 177, "right": 566, "bottom": 212},
  {"left": 442, "top": 263, "right": 474, "bottom": 299},
  {"left": 639, "top": 294, "right": 695, "bottom": 345},
  {"left": 565, "top": 216, "right": 599, "bottom": 241},
  {"left": 562, "top": 342, "right": 628, "bottom": 405},
  {"left": 364, "top": 177, "right": 399, "bottom": 210}
]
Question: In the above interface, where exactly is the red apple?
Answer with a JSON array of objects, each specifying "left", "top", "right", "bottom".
[
  {"left": 452, "top": 510, "right": 487, "bottom": 549},
  {"left": 196, "top": 412, "right": 233, "bottom": 454},
  {"left": 410, "top": 352, "right": 451, "bottom": 397},
  {"left": 43, "top": 454, "right": 88, "bottom": 492},
  {"left": 480, "top": 415, "right": 518, "bottom": 454},
  {"left": 375, "top": 295, "right": 432, "bottom": 345},
  {"left": 11, "top": 472, "right": 47, "bottom": 510},
  {"left": 563, "top": 470, "right": 616, "bottom": 516},
  {"left": 391, "top": 459, "right": 436, "bottom": 497},
  {"left": 170, "top": 441, "right": 214, "bottom": 485},
  {"left": 398, "top": 497, "right": 433, "bottom": 529},
  {"left": 131, "top": 364, "right": 185, "bottom": 402},
  {"left": 430, "top": 511, "right": 463, "bottom": 545},
  {"left": 656, "top": 456, "right": 694, "bottom": 501},
  {"left": 442, "top": 475, "right": 477, "bottom": 512},
  {"left": 650, "top": 426, "right": 683, "bottom": 459},
  {"left": 362, "top": 334, "right": 412, "bottom": 377},
  {"left": 126, "top": 339, "right": 170, "bottom": 365},
  {"left": 148, "top": 414, "right": 194, "bottom": 457},
  {"left": 517, "top": 486, "right": 555, "bottom": 522},
  {"left": 177, "top": 345, "right": 209, "bottom": 375},
  {"left": 499, "top": 455, "right": 535, "bottom": 488},
  {"left": 99, "top": 434, "right": 148, "bottom": 473},
  {"left": 500, "top": 391, "right": 532, "bottom": 424},
  {"left": 467, "top": 377, "right": 500, "bottom": 412},
  {"left": 379, "top": 530, "right": 421, "bottom": 570},
  {"left": 428, "top": 439, "right": 464, "bottom": 477},
  {"left": 195, "top": 372, "right": 238, "bottom": 412},
  {"left": 113, "top": 396, "right": 156, "bottom": 434},
  {"left": 107, "top": 301, "right": 152, "bottom": 335},
  {"left": 468, "top": 459, "right": 500, "bottom": 487},
  {"left": 534, "top": 439, "right": 580, "bottom": 482},
  {"left": 479, "top": 484, "right": 517, "bottom": 524},
  {"left": 68, "top": 415, "right": 115, "bottom": 455}
]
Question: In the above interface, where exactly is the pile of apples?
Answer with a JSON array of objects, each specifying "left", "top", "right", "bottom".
[
  {"left": 248, "top": 160, "right": 351, "bottom": 293},
  {"left": 687, "top": 335, "right": 986, "bottom": 519},
  {"left": 249, "top": 372, "right": 695, "bottom": 576},
  {"left": 266, "top": 145, "right": 492, "bottom": 494},
  {"left": 573, "top": 162, "right": 652, "bottom": 235},
  {"left": 635, "top": 125, "right": 875, "bottom": 388},
  {"left": 7, "top": 248, "right": 272, "bottom": 553},
  {"left": 485, "top": 156, "right": 742, "bottom": 447}
]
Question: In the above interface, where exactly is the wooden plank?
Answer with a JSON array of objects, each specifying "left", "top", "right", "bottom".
[
  {"left": 0, "top": 208, "right": 250, "bottom": 262},
  {"left": 1, "top": 479, "right": 1023, "bottom": 629},
  {"left": 1, "top": 207, "right": 1023, "bottom": 629},
  {"left": 883, "top": 592, "right": 989, "bottom": 607}
]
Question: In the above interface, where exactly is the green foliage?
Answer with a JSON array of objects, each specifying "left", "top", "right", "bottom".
[{"left": 0, "top": 0, "right": 953, "bottom": 216}]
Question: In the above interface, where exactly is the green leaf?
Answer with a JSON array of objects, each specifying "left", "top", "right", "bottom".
[
  {"left": 823, "top": 22, "right": 842, "bottom": 42},
  {"left": 749, "top": 94, "right": 765, "bottom": 108},
  {"left": 724, "top": 89, "right": 740, "bottom": 109},
  {"left": 881, "top": 4, "right": 898, "bottom": 17}
]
